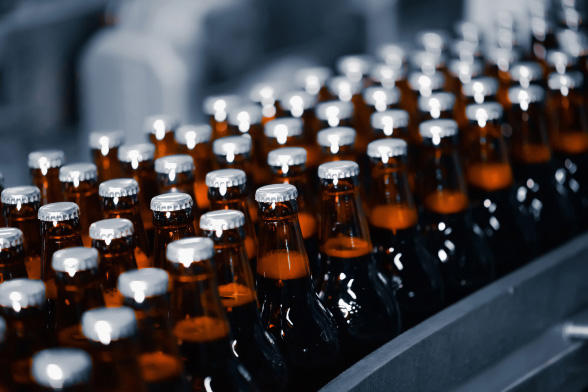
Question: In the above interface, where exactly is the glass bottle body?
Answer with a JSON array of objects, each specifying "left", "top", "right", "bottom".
[
  {"left": 176, "top": 143, "right": 213, "bottom": 211},
  {"left": 4, "top": 202, "right": 42, "bottom": 279},
  {"left": 92, "top": 147, "right": 122, "bottom": 182},
  {"left": 31, "top": 167, "right": 62, "bottom": 205},
  {"left": 120, "top": 160, "right": 159, "bottom": 238},
  {"left": 152, "top": 210, "right": 196, "bottom": 270},
  {"left": 149, "top": 132, "right": 176, "bottom": 160},
  {"left": 62, "top": 181, "right": 101, "bottom": 246},
  {"left": 0, "top": 245, "right": 28, "bottom": 283}
]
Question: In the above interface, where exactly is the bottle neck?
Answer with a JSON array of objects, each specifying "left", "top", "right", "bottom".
[
  {"left": 509, "top": 102, "right": 552, "bottom": 164},
  {"left": 92, "top": 236, "right": 135, "bottom": 255},
  {"left": 120, "top": 160, "right": 154, "bottom": 176},
  {"left": 62, "top": 180, "right": 98, "bottom": 197},
  {"left": 319, "top": 144, "right": 355, "bottom": 161},
  {"left": 3, "top": 201, "right": 39, "bottom": 222},
  {"left": 54, "top": 269, "right": 104, "bottom": 331},
  {"left": 101, "top": 195, "right": 140, "bottom": 214},
  {"left": 153, "top": 209, "right": 194, "bottom": 228}
]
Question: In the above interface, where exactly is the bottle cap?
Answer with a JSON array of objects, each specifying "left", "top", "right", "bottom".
[
  {"left": 52, "top": 247, "right": 99, "bottom": 274},
  {"left": 449, "top": 40, "right": 482, "bottom": 61},
  {"left": 448, "top": 59, "right": 483, "bottom": 80},
  {"left": 548, "top": 71, "right": 583, "bottom": 90},
  {"left": 295, "top": 66, "right": 332, "bottom": 95},
  {"left": 371, "top": 110, "right": 410, "bottom": 135},
  {"left": 82, "top": 306, "right": 137, "bottom": 344},
  {"left": 557, "top": 29, "right": 588, "bottom": 58},
  {"left": 202, "top": 94, "right": 242, "bottom": 120},
  {"left": 1, "top": 186, "right": 41, "bottom": 205},
  {"left": 466, "top": 102, "right": 504, "bottom": 122},
  {"left": 154, "top": 155, "right": 194, "bottom": 174},
  {"left": 200, "top": 209, "right": 245, "bottom": 231},
  {"left": 509, "top": 62, "right": 544, "bottom": 83},
  {"left": 150, "top": 193, "right": 193, "bottom": 212},
  {"left": 118, "top": 143, "right": 155, "bottom": 163},
  {"left": 89, "top": 218, "right": 134, "bottom": 241},
  {"left": 326, "top": 76, "right": 362, "bottom": 102},
  {"left": 279, "top": 91, "right": 314, "bottom": 116},
  {"left": 462, "top": 77, "right": 499, "bottom": 99},
  {"left": 227, "top": 105, "right": 263, "bottom": 130},
  {"left": 255, "top": 184, "right": 298, "bottom": 203},
  {"left": 508, "top": 85, "right": 545, "bottom": 105},
  {"left": 267, "top": 147, "right": 307, "bottom": 167},
  {"left": 408, "top": 72, "right": 445, "bottom": 93},
  {"left": 31, "top": 348, "right": 92, "bottom": 389},
  {"left": 317, "top": 127, "right": 356, "bottom": 151},
  {"left": 416, "top": 29, "right": 449, "bottom": 53},
  {"left": 362, "top": 86, "right": 401, "bottom": 108},
  {"left": 99, "top": 178, "right": 139, "bottom": 198},
  {"left": 315, "top": 101, "right": 354, "bottom": 124},
  {"left": 38, "top": 202, "right": 80, "bottom": 222},
  {"left": 89, "top": 130, "right": 125, "bottom": 150},
  {"left": 0, "top": 228, "right": 24, "bottom": 250},
  {"left": 485, "top": 46, "right": 520, "bottom": 70},
  {"left": 336, "top": 54, "right": 374, "bottom": 82},
  {"left": 454, "top": 20, "right": 480, "bottom": 43},
  {"left": 0, "top": 279, "right": 46, "bottom": 309},
  {"left": 59, "top": 163, "right": 98, "bottom": 183},
  {"left": 409, "top": 51, "right": 445, "bottom": 73},
  {"left": 418, "top": 92, "right": 456, "bottom": 114},
  {"left": 367, "top": 139, "right": 408, "bottom": 159},
  {"left": 205, "top": 169, "right": 247, "bottom": 189},
  {"left": 369, "top": 64, "right": 406, "bottom": 88},
  {"left": 546, "top": 50, "right": 577, "bottom": 72},
  {"left": 166, "top": 237, "right": 214, "bottom": 265},
  {"left": 419, "top": 119, "right": 459, "bottom": 142},
  {"left": 144, "top": 115, "right": 179, "bottom": 139},
  {"left": 175, "top": 125, "right": 212, "bottom": 148},
  {"left": 318, "top": 160, "right": 360, "bottom": 180},
  {"left": 376, "top": 44, "right": 406, "bottom": 68},
  {"left": 212, "top": 136, "right": 252, "bottom": 158},
  {"left": 28, "top": 150, "right": 65, "bottom": 170},
  {"left": 264, "top": 118, "right": 303, "bottom": 143},
  {"left": 118, "top": 268, "right": 170, "bottom": 300},
  {"left": 250, "top": 82, "right": 283, "bottom": 105}
]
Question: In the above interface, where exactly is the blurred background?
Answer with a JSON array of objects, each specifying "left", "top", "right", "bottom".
[{"left": 0, "top": 0, "right": 582, "bottom": 184}]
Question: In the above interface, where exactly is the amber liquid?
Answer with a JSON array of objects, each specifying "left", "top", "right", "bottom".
[
  {"left": 88, "top": 340, "right": 148, "bottom": 392},
  {"left": 149, "top": 132, "right": 176, "bottom": 160},
  {"left": 152, "top": 215, "right": 196, "bottom": 270},
  {"left": 92, "top": 147, "right": 122, "bottom": 182},
  {"left": 177, "top": 144, "right": 213, "bottom": 211},
  {"left": 466, "top": 162, "right": 514, "bottom": 192},
  {"left": 120, "top": 160, "right": 158, "bottom": 237},
  {"left": 40, "top": 219, "right": 83, "bottom": 288},
  {"left": 31, "top": 167, "right": 62, "bottom": 205},
  {"left": 4, "top": 203, "right": 42, "bottom": 279},
  {"left": 63, "top": 182, "right": 101, "bottom": 247},
  {"left": 93, "top": 238, "right": 138, "bottom": 307},
  {"left": 0, "top": 246, "right": 28, "bottom": 283},
  {"left": 139, "top": 352, "right": 186, "bottom": 392}
]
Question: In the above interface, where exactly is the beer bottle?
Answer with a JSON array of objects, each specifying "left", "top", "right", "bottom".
[
  {"left": 118, "top": 268, "right": 187, "bottom": 392},
  {"left": 59, "top": 163, "right": 101, "bottom": 246},
  {"left": 409, "top": 51, "right": 445, "bottom": 77},
  {"left": 0, "top": 279, "right": 49, "bottom": 390},
  {"left": 315, "top": 160, "right": 401, "bottom": 367},
  {"left": 358, "top": 86, "right": 401, "bottom": 149},
  {"left": 315, "top": 100, "right": 354, "bottom": 130},
  {"left": 454, "top": 20, "right": 480, "bottom": 45},
  {"left": 546, "top": 50, "right": 578, "bottom": 75},
  {"left": 2, "top": 186, "right": 42, "bottom": 278},
  {"left": 267, "top": 147, "right": 320, "bottom": 278},
  {"left": 376, "top": 44, "right": 407, "bottom": 69},
  {"left": 450, "top": 40, "right": 482, "bottom": 64},
  {"left": 174, "top": 124, "right": 213, "bottom": 211},
  {"left": 418, "top": 92, "right": 456, "bottom": 122},
  {"left": 418, "top": 119, "right": 495, "bottom": 303},
  {"left": 0, "top": 228, "right": 28, "bottom": 282},
  {"left": 167, "top": 237, "right": 257, "bottom": 391},
  {"left": 406, "top": 71, "right": 446, "bottom": 132},
  {"left": 463, "top": 103, "right": 539, "bottom": 275},
  {"left": 151, "top": 193, "right": 196, "bottom": 270},
  {"left": 278, "top": 90, "right": 315, "bottom": 125},
  {"left": 81, "top": 306, "right": 148, "bottom": 392},
  {"left": 507, "top": 85, "right": 579, "bottom": 251},
  {"left": 366, "top": 139, "right": 445, "bottom": 328},
  {"left": 200, "top": 210, "right": 288, "bottom": 391},
  {"left": 255, "top": 184, "right": 339, "bottom": 391},
  {"left": 499, "top": 61, "right": 544, "bottom": 107},
  {"left": 89, "top": 130, "right": 125, "bottom": 182},
  {"left": 546, "top": 72, "right": 588, "bottom": 226},
  {"left": 250, "top": 82, "right": 282, "bottom": 124},
  {"left": 202, "top": 94, "right": 242, "bottom": 140},
  {"left": 99, "top": 179, "right": 151, "bottom": 269},
  {"left": 118, "top": 143, "right": 158, "bottom": 239},
  {"left": 154, "top": 155, "right": 198, "bottom": 208},
  {"left": 484, "top": 46, "right": 520, "bottom": 90},
  {"left": 51, "top": 246, "right": 104, "bottom": 347},
  {"left": 458, "top": 76, "right": 499, "bottom": 128},
  {"left": 447, "top": 59, "right": 483, "bottom": 92},
  {"left": 28, "top": 150, "right": 65, "bottom": 205},
  {"left": 336, "top": 54, "right": 374, "bottom": 86},
  {"left": 89, "top": 218, "right": 139, "bottom": 307},
  {"left": 144, "top": 115, "right": 178, "bottom": 159},
  {"left": 206, "top": 169, "right": 257, "bottom": 265},
  {"left": 370, "top": 109, "right": 412, "bottom": 142},
  {"left": 316, "top": 127, "right": 357, "bottom": 164},
  {"left": 31, "top": 348, "right": 93, "bottom": 392},
  {"left": 370, "top": 63, "right": 407, "bottom": 90},
  {"left": 325, "top": 76, "right": 362, "bottom": 103},
  {"left": 263, "top": 118, "right": 305, "bottom": 162},
  {"left": 38, "top": 202, "right": 83, "bottom": 295},
  {"left": 295, "top": 66, "right": 332, "bottom": 102}
]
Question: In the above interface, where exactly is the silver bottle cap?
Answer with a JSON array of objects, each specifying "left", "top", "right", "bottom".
[
  {"left": 449, "top": 40, "right": 482, "bottom": 62},
  {"left": 166, "top": 237, "right": 214, "bottom": 265},
  {"left": 418, "top": 92, "right": 456, "bottom": 115},
  {"left": 82, "top": 306, "right": 137, "bottom": 343},
  {"left": 89, "top": 218, "right": 134, "bottom": 241},
  {"left": 227, "top": 105, "right": 263, "bottom": 131},
  {"left": 336, "top": 54, "right": 375, "bottom": 82},
  {"left": 154, "top": 155, "right": 194, "bottom": 175},
  {"left": 485, "top": 46, "right": 520, "bottom": 70},
  {"left": 99, "top": 178, "right": 139, "bottom": 198},
  {"left": 419, "top": 119, "right": 459, "bottom": 142},
  {"left": 59, "top": 163, "right": 98, "bottom": 183},
  {"left": 369, "top": 64, "right": 406, "bottom": 88},
  {"left": 150, "top": 193, "right": 193, "bottom": 212},
  {"left": 118, "top": 268, "right": 170, "bottom": 300},
  {"left": 0, "top": 279, "right": 45, "bottom": 309},
  {"left": 212, "top": 136, "right": 252, "bottom": 158},
  {"left": 52, "top": 247, "right": 99, "bottom": 274},
  {"left": 409, "top": 51, "right": 445, "bottom": 74},
  {"left": 279, "top": 90, "right": 314, "bottom": 117},
  {"left": 267, "top": 147, "right": 307, "bottom": 167},
  {"left": 416, "top": 29, "right": 449, "bottom": 53},
  {"left": 466, "top": 102, "right": 504, "bottom": 123},
  {"left": 38, "top": 202, "right": 80, "bottom": 222},
  {"left": 175, "top": 125, "right": 212, "bottom": 148},
  {"left": 205, "top": 169, "right": 247, "bottom": 189},
  {"left": 448, "top": 59, "right": 483, "bottom": 82},
  {"left": 546, "top": 50, "right": 577, "bottom": 73},
  {"left": 454, "top": 21, "right": 480, "bottom": 44},
  {"left": 362, "top": 86, "right": 400, "bottom": 108},
  {"left": 250, "top": 82, "right": 283, "bottom": 105},
  {"left": 315, "top": 101, "right": 354, "bottom": 125},
  {"left": 326, "top": 76, "right": 362, "bottom": 102},
  {"left": 31, "top": 348, "right": 92, "bottom": 389},
  {"left": 295, "top": 66, "right": 332, "bottom": 95},
  {"left": 0, "top": 228, "right": 24, "bottom": 250},
  {"left": 317, "top": 127, "right": 356, "bottom": 151},
  {"left": 371, "top": 110, "right": 410, "bottom": 135},
  {"left": 118, "top": 143, "right": 155, "bottom": 164},
  {"left": 264, "top": 118, "right": 303, "bottom": 144},
  {"left": 547, "top": 71, "right": 583, "bottom": 90},
  {"left": 28, "top": 150, "right": 65, "bottom": 170},
  {"left": 367, "top": 139, "right": 408, "bottom": 159},
  {"left": 508, "top": 85, "right": 545, "bottom": 105},
  {"left": 376, "top": 44, "right": 406, "bottom": 68},
  {"left": 200, "top": 209, "right": 245, "bottom": 232},
  {"left": 89, "top": 130, "right": 125, "bottom": 150},
  {"left": 144, "top": 115, "right": 179, "bottom": 139},
  {"left": 1, "top": 186, "right": 41, "bottom": 205},
  {"left": 462, "top": 77, "right": 499, "bottom": 100},
  {"left": 255, "top": 184, "right": 298, "bottom": 203},
  {"left": 408, "top": 72, "right": 445, "bottom": 94},
  {"left": 318, "top": 160, "right": 360, "bottom": 180},
  {"left": 509, "top": 62, "right": 544, "bottom": 84},
  {"left": 202, "top": 94, "right": 242, "bottom": 120}
]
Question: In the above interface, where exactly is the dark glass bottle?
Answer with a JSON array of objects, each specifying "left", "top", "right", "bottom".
[
  {"left": 255, "top": 184, "right": 339, "bottom": 391},
  {"left": 458, "top": 76, "right": 499, "bottom": 128},
  {"left": 278, "top": 90, "right": 317, "bottom": 141},
  {"left": 418, "top": 92, "right": 456, "bottom": 122},
  {"left": 200, "top": 210, "right": 288, "bottom": 391},
  {"left": 31, "top": 348, "right": 94, "bottom": 392},
  {"left": 418, "top": 119, "right": 495, "bottom": 304},
  {"left": 154, "top": 155, "right": 199, "bottom": 218},
  {"left": 167, "top": 238, "right": 257, "bottom": 391},
  {"left": 0, "top": 228, "right": 28, "bottom": 282},
  {"left": 316, "top": 127, "right": 357, "bottom": 164},
  {"left": 1, "top": 187, "right": 41, "bottom": 279},
  {"left": 366, "top": 139, "right": 445, "bottom": 328},
  {"left": 89, "top": 130, "right": 125, "bottom": 182},
  {"left": 144, "top": 115, "right": 178, "bottom": 160},
  {"left": 28, "top": 150, "right": 65, "bottom": 205},
  {"left": 202, "top": 94, "right": 242, "bottom": 141},
  {"left": 499, "top": 61, "right": 544, "bottom": 108}
]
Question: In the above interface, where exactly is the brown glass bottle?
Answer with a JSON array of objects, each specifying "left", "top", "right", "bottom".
[
  {"left": 418, "top": 92, "right": 456, "bottom": 123},
  {"left": 483, "top": 46, "right": 520, "bottom": 99},
  {"left": 89, "top": 218, "right": 139, "bottom": 307},
  {"left": 28, "top": 150, "right": 65, "bottom": 206},
  {"left": 366, "top": 139, "right": 445, "bottom": 328},
  {"left": 499, "top": 61, "right": 544, "bottom": 108},
  {"left": 118, "top": 143, "right": 159, "bottom": 239},
  {"left": 38, "top": 202, "right": 84, "bottom": 301},
  {"left": 406, "top": 71, "right": 446, "bottom": 138},
  {"left": 200, "top": 210, "right": 288, "bottom": 391},
  {"left": 263, "top": 118, "right": 305, "bottom": 163},
  {"left": 151, "top": 193, "right": 196, "bottom": 270},
  {"left": 359, "top": 86, "right": 402, "bottom": 145},
  {"left": 370, "top": 63, "right": 407, "bottom": 91},
  {"left": 315, "top": 100, "right": 354, "bottom": 130},
  {"left": 507, "top": 85, "right": 579, "bottom": 250},
  {"left": 155, "top": 155, "right": 198, "bottom": 210},
  {"left": 81, "top": 306, "right": 148, "bottom": 392},
  {"left": 2, "top": 187, "right": 41, "bottom": 279},
  {"left": 31, "top": 348, "right": 94, "bottom": 392},
  {"left": 59, "top": 163, "right": 101, "bottom": 246},
  {"left": 376, "top": 43, "right": 407, "bottom": 70},
  {"left": 0, "top": 279, "right": 49, "bottom": 390},
  {"left": 167, "top": 238, "right": 257, "bottom": 391},
  {"left": 370, "top": 109, "right": 413, "bottom": 142},
  {"left": 89, "top": 130, "right": 125, "bottom": 182},
  {"left": 202, "top": 94, "right": 242, "bottom": 140},
  {"left": 463, "top": 103, "right": 539, "bottom": 276},
  {"left": 99, "top": 179, "right": 152, "bottom": 269},
  {"left": 255, "top": 184, "right": 339, "bottom": 391},
  {"left": 175, "top": 124, "right": 213, "bottom": 211},
  {"left": 278, "top": 90, "right": 317, "bottom": 139},
  {"left": 51, "top": 247, "right": 104, "bottom": 347},
  {"left": 206, "top": 169, "right": 257, "bottom": 265},
  {"left": 316, "top": 127, "right": 357, "bottom": 164},
  {"left": 315, "top": 161, "right": 401, "bottom": 367},
  {"left": 458, "top": 76, "right": 499, "bottom": 129},
  {"left": 144, "top": 115, "right": 178, "bottom": 159},
  {"left": 118, "top": 268, "right": 188, "bottom": 392},
  {"left": 295, "top": 67, "right": 332, "bottom": 102},
  {"left": 418, "top": 119, "right": 495, "bottom": 304},
  {"left": 0, "top": 228, "right": 28, "bottom": 283}
]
